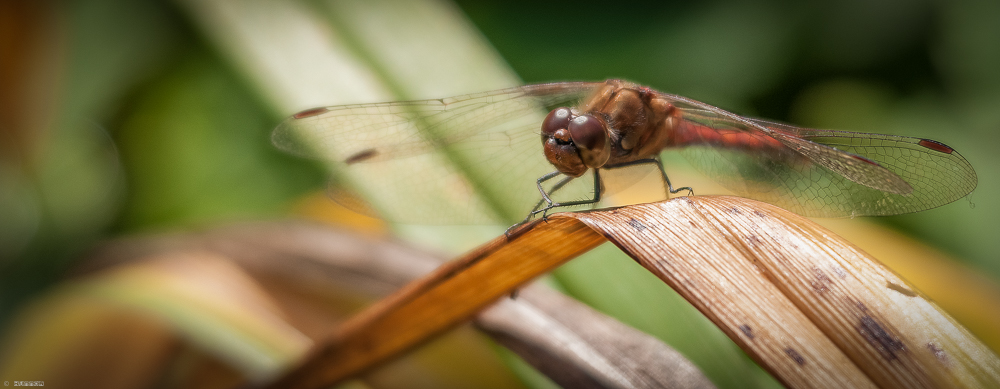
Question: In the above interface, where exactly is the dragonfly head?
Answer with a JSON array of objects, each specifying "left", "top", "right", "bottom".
[{"left": 541, "top": 107, "right": 611, "bottom": 177}]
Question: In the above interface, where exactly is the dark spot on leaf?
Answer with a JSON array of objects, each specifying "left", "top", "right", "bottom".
[
  {"left": 745, "top": 234, "right": 761, "bottom": 247},
  {"left": 753, "top": 210, "right": 767, "bottom": 218},
  {"left": 810, "top": 267, "right": 833, "bottom": 294},
  {"left": 886, "top": 281, "right": 917, "bottom": 297},
  {"left": 727, "top": 207, "right": 742, "bottom": 215},
  {"left": 927, "top": 343, "right": 948, "bottom": 364},
  {"left": 832, "top": 266, "right": 847, "bottom": 279},
  {"left": 857, "top": 315, "right": 906, "bottom": 360},
  {"left": 738, "top": 324, "right": 754, "bottom": 339},
  {"left": 627, "top": 218, "right": 647, "bottom": 231},
  {"left": 345, "top": 148, "right": 378, "bottom": 164},
  {"left": 784, "top": 347, "right": 806, "bottom": 365}
]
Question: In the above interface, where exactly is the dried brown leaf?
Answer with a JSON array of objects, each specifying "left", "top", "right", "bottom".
[
  {"left": 272, "top": 196, "right": 1000, "bottom": 389},
  {"left": 576, "top": 196, "right": 1000, "bottom": 388},
  {"left": 476, "top": 284, "right": 716, "bottom": 389},
  {"left": 268, "top": 217, "right": 606, "bottom": 388}
]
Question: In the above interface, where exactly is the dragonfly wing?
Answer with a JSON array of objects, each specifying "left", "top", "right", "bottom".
[
  {"left": 273, "top": 82, "right": 602, "bottom": 224},
  {"left": 788, "top": 127, "right": 977, "bottom": 216},
  {"left": 746, "top": 119, "right": 912, "bottom": 194},
  {"left": 660, "top": 94, "right": 977, "bottom": 217}
]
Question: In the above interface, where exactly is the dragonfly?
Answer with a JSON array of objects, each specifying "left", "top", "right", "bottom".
[{"left": 273, "top": 79, "right": 978, "bottom": 225}]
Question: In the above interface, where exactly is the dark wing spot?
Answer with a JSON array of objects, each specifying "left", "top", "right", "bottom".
[
  {"left": 918, "top": 139, "right": 955, "bottom": 154},
  {"left": 627, "top": 218, "right": 647, "bottom": 231},
  {"left": 886, "top": 281, "right": 917, "bottom": 297},
  {"left": 784, "top": 347, "right": 806, "bottom": 365},
  {"left": 344, "top": 148, "right": 379, "bottom": 164},
  {"left": 857, "top": 315, "right": 906, "bottom": 360},
  {"left": 738, "top": 324, "right": 755, "bottom": 339},
  {"left": 293, "top": 107, "right": 330, "bottom": 119}
]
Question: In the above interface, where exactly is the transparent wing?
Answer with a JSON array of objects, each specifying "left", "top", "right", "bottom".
[
  {"left": 658, "top": 93, "right": 978, "bottom": 217},
  {"left": 273, "top": 82, "right": 603, "bottom": 224}
]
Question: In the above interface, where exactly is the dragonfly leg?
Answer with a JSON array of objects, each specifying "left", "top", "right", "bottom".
[
  {"left": 604, "top": 157, "right": 694, "bottom": 197},
  {"left": 505, "top": 171, "right": 568, "bottom": 237},
  {"left": 535, "top": 169, "right": 603, "bottom": 219},
  {"left": 535, "top": 170, "right": 563, "bottom": 209},
  {"left": 529, "top": 175, "right": 574, "bottom": 215},
  {"left": 504, "top": 169, "right": 603, "bottom": 238}
]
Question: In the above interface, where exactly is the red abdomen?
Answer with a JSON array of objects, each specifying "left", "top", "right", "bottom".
[{"left": 669, "top": 119, "right": 788, "bottom": 153}]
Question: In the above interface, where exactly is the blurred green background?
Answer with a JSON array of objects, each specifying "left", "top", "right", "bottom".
[{"left": 1, "top": 0, "right": 998, "bottom": 387}]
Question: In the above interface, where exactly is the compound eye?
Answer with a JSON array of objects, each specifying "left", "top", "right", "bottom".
[
  {"left": 567, "top": 114, "right": 606, "bottom": 153},
  {"left": 541, "top": 107, "right": 573, "bottom": 136}
]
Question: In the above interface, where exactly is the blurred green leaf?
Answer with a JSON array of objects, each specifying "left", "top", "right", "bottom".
[
  {"left": 1, "top": 0, "right": 181, "bottom": 324},
  {"left": 115, "top": 50, "right": 323, "bottom": 230}
]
